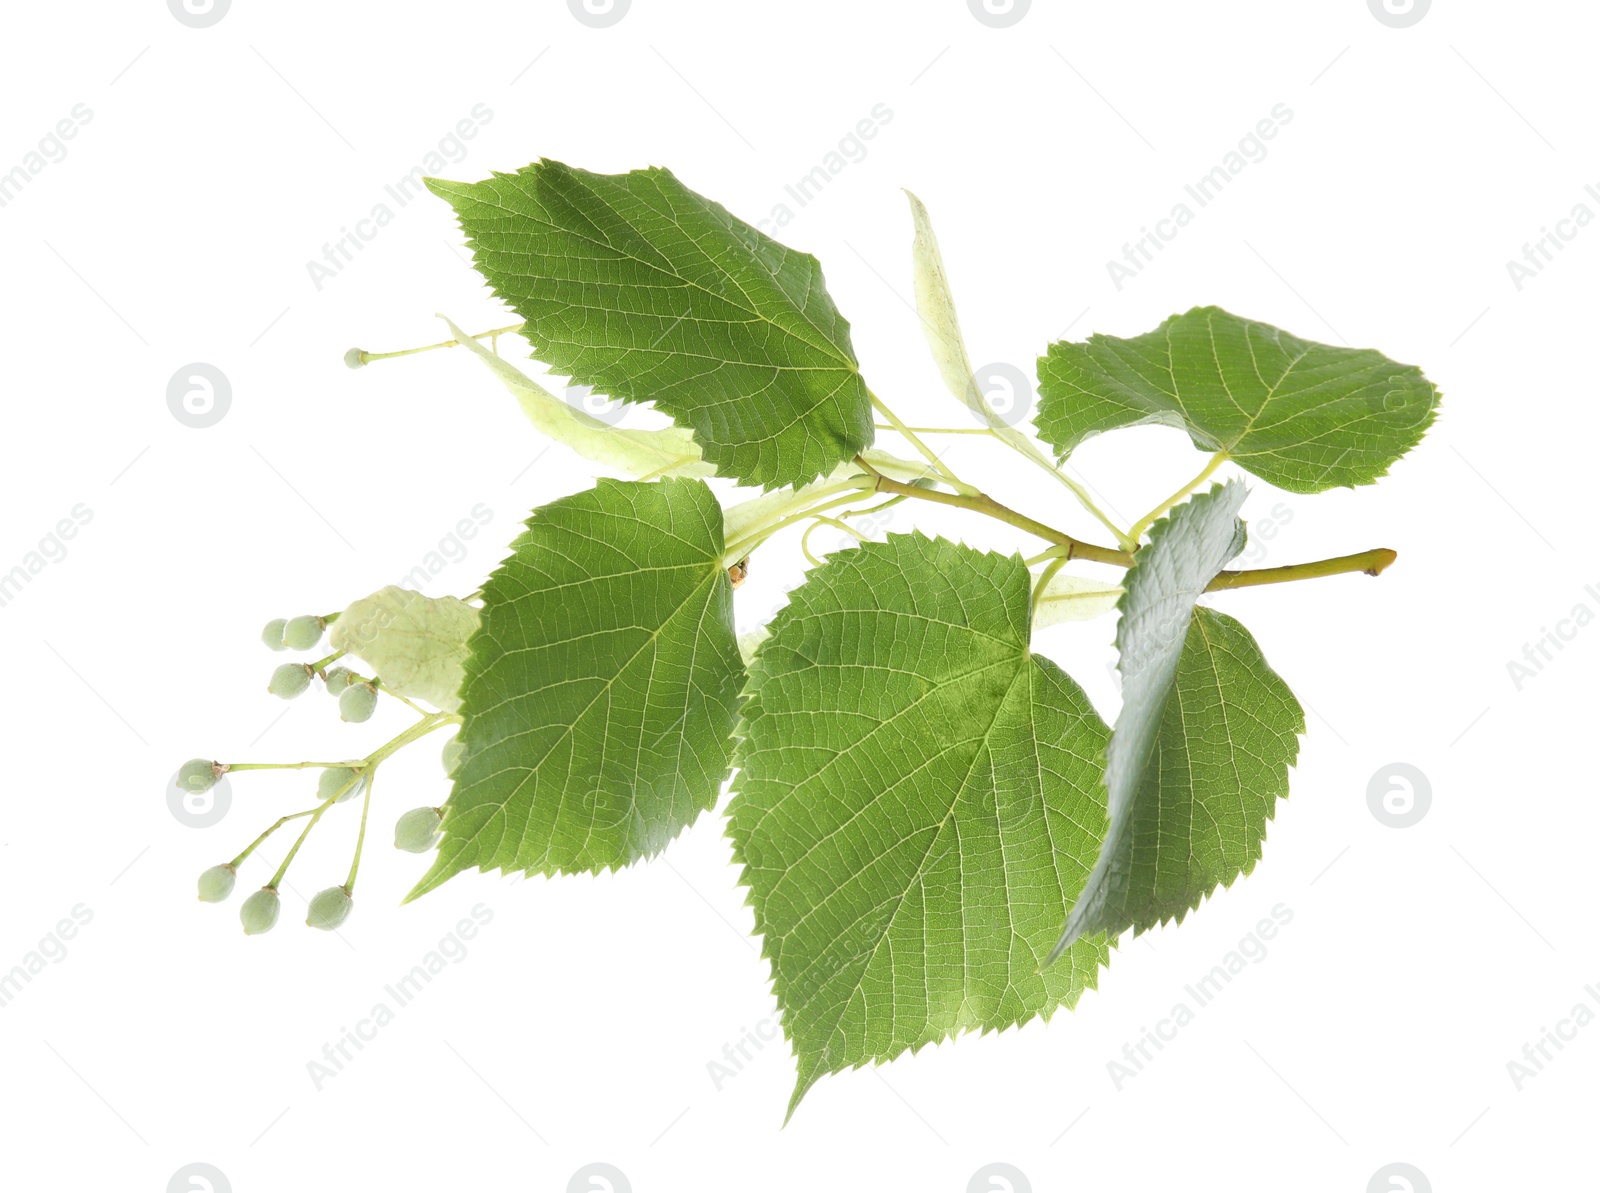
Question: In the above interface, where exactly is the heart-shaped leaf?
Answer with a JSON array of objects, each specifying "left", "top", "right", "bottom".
[
  {"left": 408, "top": 477, "right": 743, "bottom": 897},
  {"left": 429, "top": 160, "right": 875, "bottom": 491},
  {"left": 1035, "top": 306, "right": 1439, "bottom": 494},
  {"left": 729, "top": 534, "right": 1112, "bottom": 1117}
]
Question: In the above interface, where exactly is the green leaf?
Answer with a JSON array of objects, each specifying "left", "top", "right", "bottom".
[
  {"left": 728, "top": 534, "right": 1112, "bottom": 1118},
  {"left": 407, "top": 477, "right": 743, "bottom": 898},
  {"left": 329, "top": 587, "right": 480, "bottom": 713},
  {"left": 428, "top": 160, "right": 875, "bottom": 491},
  {"left": 440, "top": 316, "right": 715, "bottom": 481},
  {"left": 1049, "top": 483, "right": 1304, "bottom": 961},
  {"left": 1035, "top": 306, "right": 1440, "bottom": 494}
]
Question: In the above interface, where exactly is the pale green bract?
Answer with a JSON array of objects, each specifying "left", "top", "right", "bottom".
[
  {"left": 1049, "top": 483, "right": 1304, "bottom": 961},
  {"left": 440, "top": 316, "right": 715, "bottom": 482},
  {"left": 428, "top": 160, "right": 876, "bottom": 491},
  {"left": 905, "top": 191, "right": 1063, "bottom": 476},
  {"left": 728, "top": 534, "right": 1112, "bottom": 1118},
  {"left": 1035, "top": 306, "right": 1440, "bottom": 494},
  {"left": 408, "top": 477, "right": 743, "bottom": 898},
  {"left": 329, "top": 587, "right": 479, "bottom": 713},
  {"left": 1032, "top": 573, "right": 1123, "bottom": 628}
]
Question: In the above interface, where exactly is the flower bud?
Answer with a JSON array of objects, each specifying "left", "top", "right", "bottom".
[
  {"left": 394, "top": 806, "right": 443, "bottom": 853},
  {"left": 240, "top": 887, "right": 281, "bottom": 935},
  {"left": 282, "top": 614, "right": 325, "bottom": 652},
  {"left": 340, "top": 682, "right": 378, "bottom": 723},
  {"left": 318, "top": 766, "right": 366, "bottom": 804},
  {"left": 261, "top": 618, "right": 288, "bottom": 651},
  {"left": 344, "top": 347, "right": 366, "bottom": 369},
  {"left": 268, "top": 663, "right": 313, "bottom": 699},
  {"left": 323, "top": 665, "right": 355, "bottom": 694},
  {"left": 177, "top": 757, "right": 221, "bottom": 794},
  {"left": 197, "top": 863, "right": 236, "bottom": 903},
  {"left": 306, "top": 886, "right": 353, "bottom": 931}
]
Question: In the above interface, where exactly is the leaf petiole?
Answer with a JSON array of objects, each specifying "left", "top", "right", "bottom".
[
  {"left": 1030, "top": 555, "right": 1070, "bottom": 621},
  {"left": 349, "top": 321, "right": 526, "bottom": 367},
  {"left": 1127, "top": 451, "right": 1230, "bottom": 544},
  {"left": 872, "top": 423, "right": 991, "bottom": 435},
  {"left": 855, "top": 455, "right": 1132, "bottom": 567},
  {"left": 867, "top": 390, "right": 976, "bottom": 496},
  {"left": 722, "top": 484, "right": 876, "bottom": 566},
  {"left": 856, "top": 454, "right": 1398, "bottom": 595},
  {"left": 344, "top": 768, "right": 376, "bottom": 895}
]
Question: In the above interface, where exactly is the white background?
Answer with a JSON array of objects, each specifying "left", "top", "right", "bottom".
[{"left": 0, "top": 1, "right": 1592, "bottom": 1190}]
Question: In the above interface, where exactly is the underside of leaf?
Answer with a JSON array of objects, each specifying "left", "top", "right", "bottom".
[{"left": 1051, "top": 483, "right": 1304, "bottom": 958}]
